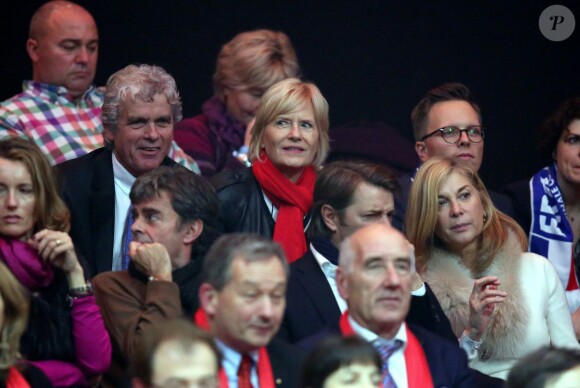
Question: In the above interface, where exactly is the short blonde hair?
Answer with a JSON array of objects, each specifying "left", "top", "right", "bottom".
[
  {"left": 248, "top": 78, "right": 330, "bottom": 167},
  {"left": 213, "top": 29, "right": 300, "bottom": 99},
  {"left": 405, "top": 157, "right": 526, "bottom": 273}
]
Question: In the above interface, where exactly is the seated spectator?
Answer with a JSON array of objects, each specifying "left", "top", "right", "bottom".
[
  {"left": 299, "top": 223, "right": 478, "bottom": 387},
  {"left": 0, "top": 1, "right": 195, "bottom": 170},
  {"left": 503, "top": 97, "right": 580, "bottom": 336},
  {"left": 300, "top": 335, "right": 381, "bottom": 388},
  {"left": 132, "top": 319, "right": 221, "bottom": 388},
  {"left": 506, "top": 346, "right": 580, "bottom": 388},
  {"left": 57, "top": 64, "right": 193, "bottom": 276},
  {"left": 93, "top": 166, "right": 220, "bottom": 386},
  {"left": 212, "top": 78, "right": 330, "bottom": 262},
  {"left": 197, "top": 233, "right": 305, "bottom": 387},
  {"left": 0, "top": 138, "right": 110, "bottom": 387},
  {"left": 393, "top": 82, "right": 513, "bottom": 231},
  {"left": 280, "top": 160, "right": 456, "bottom": 344},
  {"left": 0, "top": 261, "right": 52, "bottom": 387},
  {"left": 175, "top": 29, "right": 300, "bottom": 177},
  {"left": 406, "top": 157, "right": 579, "bottom": 379}
]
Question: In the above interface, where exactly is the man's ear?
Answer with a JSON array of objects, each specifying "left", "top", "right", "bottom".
[
  {"left": 198, "top": 283, "right": 218, "bottom": 317},
  {"left": 183, "top": 219, "right": 203, "bottom": 245},
  {"left": 26, "top": 38, "right": 39, "bottom": 62},
  {"left": 321, "top": 204, "right": 340, "bottom": 232},
  {"left": 415, "top": 141, "right": 430, "bottom": 162},
  {"left": 103, "top": 128, "right": 115, "bottom": 145},
  {"left": 336, "top": 268, "right": 349, "bottom": 302}
]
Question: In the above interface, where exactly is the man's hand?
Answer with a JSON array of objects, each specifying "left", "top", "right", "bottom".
[{"left": 129, "top": 242, "right": 172, "bottom": 281}]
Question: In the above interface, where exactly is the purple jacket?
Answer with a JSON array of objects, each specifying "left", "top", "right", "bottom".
[
  {"left": 28, "top": 296, "right": 112, "bottom": 387},
  {"left": 174, "top": 97, "right": 245, "bottom": 177}
]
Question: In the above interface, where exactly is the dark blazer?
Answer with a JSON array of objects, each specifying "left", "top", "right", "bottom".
[
  {"left": 299, "top": 324, "right": 501, "bottom": 388},
  {"left": 279, "top": 246, "right": 457, "bottom": 344},
  {"left": 278, "top": 248, "right": 341, "bottom": 343},
  {"left": 501, "top": 179, "right": 532, "bottom": 233},
  {"left": 393, "top": 171, "right": 516, "bottom": 231},
  {"left": 56, "top": 147, "right": 179, "bottom": 276},
  {"left": 267, "top": 338, "right": 306, "bottom": 388}
]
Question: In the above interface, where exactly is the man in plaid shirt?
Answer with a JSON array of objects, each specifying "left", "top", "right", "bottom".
[{"left": 0, "top": 1, "right": 198, "bottom": 173}]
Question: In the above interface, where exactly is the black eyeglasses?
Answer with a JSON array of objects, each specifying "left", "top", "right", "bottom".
[{"left": 420, "top": 126, "right": 485, "bottom": 144}]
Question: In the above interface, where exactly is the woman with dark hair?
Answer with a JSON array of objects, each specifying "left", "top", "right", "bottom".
[
  {"left": 0, "top": 261, "right": 52, "bottom": 387},
  {"left": 300, "top": 335, "right": 381, "bottom": 388},
  {"left": 503, "top": 97, "right": 580, "bottom": 336},
  {"left": 212, "top": 78, "right": 330, "bottom": 263},
  {"left": 175, "top": 29, "right": 301, "bottom": 177},
  {"left": 406, "top": 157, "right": 578, "bottom": 380},
  {"left": 0, "top": 138, "right": 111, "bottom": 386}
]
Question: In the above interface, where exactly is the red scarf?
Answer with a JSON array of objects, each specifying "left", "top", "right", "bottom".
[
  {"left": 252, "top": 153, "right": 315, "bottom": 263},
  {"left": 6, "top": 367, "right": 30, "bottom": 388},
  {"left": 194, "top": 309, "right": 275, "bottom": 388},
  {"left": 339, "top": 312, "right": 434, "bottom": 388}
]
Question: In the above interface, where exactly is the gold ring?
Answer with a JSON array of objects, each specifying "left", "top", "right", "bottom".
[{"left": 55, "top": 239, "right": 62, "bottom": 246}]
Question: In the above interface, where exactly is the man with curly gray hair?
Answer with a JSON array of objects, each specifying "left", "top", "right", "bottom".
[
  {"left": 58, "top": 64, "right": 191, "bottom": 276},
  {"left": 0, "top": 1, "right": 196, "bottom": 171}
]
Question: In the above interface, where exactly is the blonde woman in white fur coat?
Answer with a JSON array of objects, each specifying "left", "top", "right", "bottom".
[{"left": 406, "top": 157, "right": 579, "bottom": 380}]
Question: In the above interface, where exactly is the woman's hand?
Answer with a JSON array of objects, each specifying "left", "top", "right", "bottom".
[
  {"left": 28, "top": 229, "right": 85, "bottom": 287},
  {"left": 466, "top": 276, "right": 507, "bottom": 341}
]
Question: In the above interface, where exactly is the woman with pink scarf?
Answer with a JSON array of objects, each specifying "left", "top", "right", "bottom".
[{"left": 0, "top": 138, "right": 111, "bottom": 387}]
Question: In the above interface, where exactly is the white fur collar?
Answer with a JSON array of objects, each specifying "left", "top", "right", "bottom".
[{"left": 423, "top": 231, "right": 529, "bottom": 359}]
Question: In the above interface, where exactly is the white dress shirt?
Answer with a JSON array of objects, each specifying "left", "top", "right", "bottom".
[
  {"left": 215, "top": 339, "right": 259, "bottom": 388},
  {"left": 111, "top": 153, "right": 136, "bottom": 271}
]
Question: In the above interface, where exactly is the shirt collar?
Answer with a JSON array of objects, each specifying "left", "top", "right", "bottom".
[
  {"left": 112, "top": 152, "right": 136, "bottom": 195},
  {"left": 24, "top": 80, "right": 101, "bottom": 106},
  {"left": 311, "top": 243, "right": 334, "bottom": 269},
  {"left": 215, "top": 339, "right": 259, "bottom": 369},
  {"left": 348, "top": 314, "right": 407, "bottom": 347}
]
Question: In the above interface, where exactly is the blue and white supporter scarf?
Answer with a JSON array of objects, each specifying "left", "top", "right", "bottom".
[{"left": 529, "top": 163, "right": 577, "bottom": 290}]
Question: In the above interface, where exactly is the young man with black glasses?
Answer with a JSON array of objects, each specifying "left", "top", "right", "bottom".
[{"left": 392, "top": 82, "right": 514, "bottom": 230}]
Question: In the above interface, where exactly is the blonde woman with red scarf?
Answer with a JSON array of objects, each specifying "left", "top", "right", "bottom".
[{"left": 211, "top": 78, "right": 330, "bottom": 263}]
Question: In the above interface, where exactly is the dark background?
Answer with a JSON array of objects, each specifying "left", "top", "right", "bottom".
[{"left": 2, "top": 1, "right": 579, "bottom": 189}]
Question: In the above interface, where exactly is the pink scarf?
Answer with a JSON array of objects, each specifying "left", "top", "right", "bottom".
[{"left": 0, "top": 238, "right": 53, "bottom": 291}]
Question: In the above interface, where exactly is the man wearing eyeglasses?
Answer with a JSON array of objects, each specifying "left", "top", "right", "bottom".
[{"left": 392, "top": 82, "right": 514, "bottom": 230}]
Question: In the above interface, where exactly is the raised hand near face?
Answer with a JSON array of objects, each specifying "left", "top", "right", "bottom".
[
  {"left": 129, "top": 241, "right": 172, "bottom": 282},
  {"left": 28, "top": 229, "right": 86, "bottom": 287},
  {"left": 466, "top": 276, "right": 507, "bottom": 341}
]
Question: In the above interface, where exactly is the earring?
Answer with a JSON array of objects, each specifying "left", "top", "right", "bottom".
[{"left": 483, "top": 213, "right": 488, "bottom": 223}]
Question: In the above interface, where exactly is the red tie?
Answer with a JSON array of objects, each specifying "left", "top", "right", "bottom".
[{"left": 238, "top": 354, "right": 254, "bottom": 388}]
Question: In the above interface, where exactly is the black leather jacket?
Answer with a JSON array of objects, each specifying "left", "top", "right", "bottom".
[
  {"left": 211, "top": 167, "right": 276, "bottom": 237},
  {"left": 211, "top": 167, "right": 312, "bottom": 237}
]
